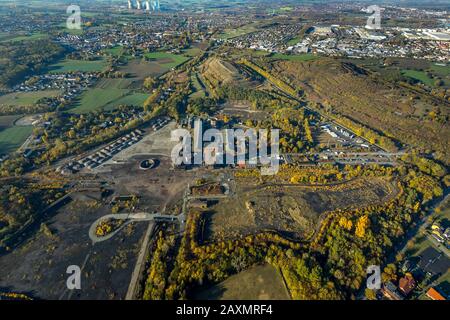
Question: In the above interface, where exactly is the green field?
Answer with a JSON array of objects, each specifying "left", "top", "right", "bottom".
[
  {"left": 104, "top": 46, "right": 125, "bottom": 57},
  {"left": 144, "top": 52, "right": 190, "bottom": 69},
  {"left": 0, "top": 115, "right": 20, "bottom": 129},
  {"left": 184, "top": 47, "right": 203, "bottom": 57},
  {"left": 0, "top": 90, "right": 60, "bottom": 107},
  {"left": 219, "top": 23, "right": 259, "bottom": 40},
  {"left": 103, "top": 92, "right": 148, "bottom": 110},
  {"left": 49, "top": 58, "right": 108, "bottom": 73},
  {"left": 271, "top": 53, "right": 318, "bottom": 62},
  {"left": 69, "top": 78, "right": 147, "bottom": 113},
  {"left": 0, "top": 126, "right": 33, "bottom": 154},
  {"left": 190, "top": 73, "right": 206, "bottom": 99},
  {"left": 1, "top": 32, "right": 48, "bottom": 43},
  {"left": 287, "top": 36, "right": 302, "bottom": 46},
  {"left": 193, "top": 264, "right": 290, "bottom": 300},
  {"left": 402, "top": 70, "right": 435, "bottom": 87},
  {"left": 429, "top": 64, "right": 450, "bottom": 77}
]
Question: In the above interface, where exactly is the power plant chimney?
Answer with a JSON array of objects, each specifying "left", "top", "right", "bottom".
[{"left": 136, "top": 0, "right": 141, "bottom": 10}]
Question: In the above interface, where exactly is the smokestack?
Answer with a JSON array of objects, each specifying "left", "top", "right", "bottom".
[
  {"left": 128, "top": 0, "right": 132, "bottom": 9},
  {"left": 151, "top": 0, "right": 160, "bottom": 11},
  {"left": 136, "top": 0, "right": 141, "bottom": 10},
  {"left": 145, "top": 1, "right": 150, "bottom": 11}
]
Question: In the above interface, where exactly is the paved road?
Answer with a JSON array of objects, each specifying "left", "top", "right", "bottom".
[
  {"left": 125, "top": 221, "right": 155, "bottom": 300},
  {"left": 88, "top": 212, "right": 180, "bottom": 243}
]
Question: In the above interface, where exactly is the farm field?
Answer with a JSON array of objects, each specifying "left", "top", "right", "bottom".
[
  {"left": 104, "top": 46, "right": 126, "bottom": 57},
  {"left": 0, "top": 115, "right": 21, "bottom": 130},
  {"left": 429, "top": 63, "right": 450, "bottom": 77},
  {"left": 287, "top": 36, "right": 302, "bottom": 45},
  {"left": 0, "top": 32, "right": 48, "bottom": 43},
  {"left": 103, "top": 92, "right": 148, "bottom": 110},
  {"left": 184, "top": 45, "right": 204, "bottom": 57},
  {"left": 401, "top": 70, "right": 435, "bottom": 87},
  {"left": 193, "top": 264, "right": 290, "bottom": 300},
  {"left": 0, "top": 90, "right": 60, "bottom": 107},
  {"left": 118, "top": 59, "right": 166, "bottom": 81},
  {"left": 49, "top": 58, "right": 108, "bottom": 73},
  {"left": 0, "top": 125, "right": 33, "bottom": 154},
  {"left": 218, "top": 23, "right": 259, "bottom": 40},
  {"left": 144, "top": 52, "right": 190, "bottom": 70},
  {"left": 68, "top": 78, "right": 146, "bottom": 113}
]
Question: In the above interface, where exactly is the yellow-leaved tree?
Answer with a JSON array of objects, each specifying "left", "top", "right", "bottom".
[{"left": 355, "top": 215, "right": 370, "bottom": 238}]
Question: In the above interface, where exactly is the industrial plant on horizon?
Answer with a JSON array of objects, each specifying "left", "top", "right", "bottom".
[{"left": 127, "top": 0, "right": 160, "bottom": 12}]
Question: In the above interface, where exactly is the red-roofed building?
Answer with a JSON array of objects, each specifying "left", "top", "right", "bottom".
[
  {"left": 426, "top": 287, "right": 446, "bottom": 301},
  {"left": 398, "top": 274, "right": 416, "bottom": 297}
]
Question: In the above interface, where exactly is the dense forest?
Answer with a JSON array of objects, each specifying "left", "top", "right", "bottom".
[{"left": 0, "top": 39, "right": 66, "bottom": 89}]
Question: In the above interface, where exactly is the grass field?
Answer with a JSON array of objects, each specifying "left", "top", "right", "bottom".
[
  {"left": 193, "top": 264, "right": 290, "bottom": 300},
  {"left": 429, "top": 64, "right": 450, "bottom": 77},
  {"left": 401, "top": 70, "right": 435, "bottom": 87},
  {"left": 189, "top": 72, "right": 206, "bottom": 98},
  {"left": 287, "top": 36, "right": 302, "bottom": 46},
  {"left": 0, "top": 115, "right": 21, "bottom": 130},
  {"left": 1, "top": 32, "right": 48, "bottom": 43},
  {"left": 184, "top": 46, "right": 203, "bottom": 57},
  {"left": 118, "top": 59, "right": 165, "bottom": 80},
  {"left": 271, "top": 53, "right": 318, "bottom": 62},
  {"left": 68, "top": 78, "right": 147, "bottom": 113},
  {"left": 49, "top": 58, "right": 108, "bottom": 73},
  {"left": 104, "top": 46, "right": 125, "bottom": 57},
  {"left": 0, "top": 126, "right": 33, "bottom": 154},
  {"left": 0, "top": 90, "right": 60, "bottom": 107},
  {"left": 219, "top": 23, "right": 259, "bottom": 40},
  {"left": 144, "top": 52, "right": 190, "bottom": 69},
  {"left": 103, "top": 92, "right": 148, "bottom": 110}
]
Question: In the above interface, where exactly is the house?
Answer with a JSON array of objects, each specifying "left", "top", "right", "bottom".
[
  {"left": 398, "top": 274, "right": 416, "bottom": 297},
  {"left": 426, "top": 287, "right": 446, "bottom": 301},
  {"left": 444, "top": 228, "right": 450, "bottom": 239},
  {"left": 381, "top": 282, "right": 404, "bottom": 300}
]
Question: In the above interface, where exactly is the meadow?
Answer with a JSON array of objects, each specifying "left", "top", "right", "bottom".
[
  {"left": 401, "top": 69, "right": 435, "bottom": 87},
  {"left": 218, "top": 23, "right": 260, "bottom": 40},
  {"left": 0, "top": 32, "right": 48, "bottom": 43},
  {"left": 144, "top": 52, "right": 190, "bottom": 69},
  {"left": 193, "top": 264, "right": 290, "bottom": 300},
  {"left": 49, "top": 58, "right": 108, "bottom": 73},
  {"left": 0, "top": 90, "right": 60, "bottom": 107},
  {"left": 0, "top": 126, "right": 33, "bottom": 155},
  {"left": 68, "top": 78, "right": 148, "bottom": 114},
  {"left": 0, "top": 115, "right": 21, "bottom": 130}
]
